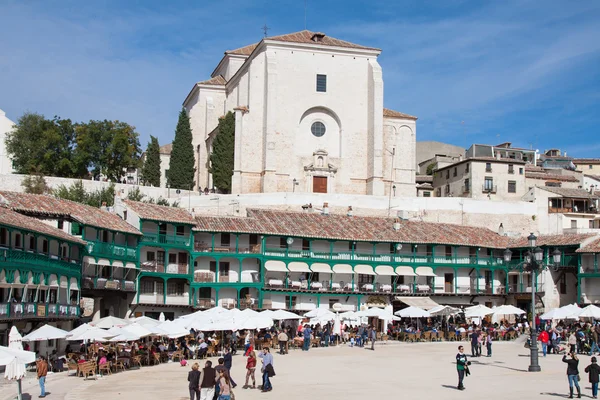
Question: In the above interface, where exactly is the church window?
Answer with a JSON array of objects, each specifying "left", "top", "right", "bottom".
[
  {"left": 311, "top": 122, "right": 326, "bottom": 137},
  {"left": 316, "top": 74, "right": 327, "bottom": 92}
]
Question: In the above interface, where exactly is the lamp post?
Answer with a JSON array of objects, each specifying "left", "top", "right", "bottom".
[{"left": 503, "top": 233, "right": 561, "bottom": 372}]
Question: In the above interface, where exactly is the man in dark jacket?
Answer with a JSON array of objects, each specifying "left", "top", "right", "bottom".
[
  {"left": 200, "top": 360, "right": 216, "bottom": 400},
  {"left": 188, "top": 362, "right": 201, "bottom": 400},
  {"left": 223, "top": 347, "right": 237, "bottom": 388},
  {"left": 585, "top": 356, "right": 600, "bottom": 399}
]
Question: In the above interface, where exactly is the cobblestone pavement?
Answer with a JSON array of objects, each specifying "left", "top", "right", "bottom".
[{"left": 0, "top": 341, "right": 591, "bottom": 399}]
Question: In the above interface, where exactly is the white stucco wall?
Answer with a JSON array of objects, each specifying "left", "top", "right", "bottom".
[{"left": 0, "top": 109, "right": 15, "bottom": 175}]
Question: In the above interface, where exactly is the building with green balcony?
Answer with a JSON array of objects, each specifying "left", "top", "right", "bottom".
[
  {"left": 576, "top": 237, "right": 600, "bottom": 305},
  {"left": 0, "top": 191, "right": 143, "bottom": 320},
  {"left": 116, "top": 199, "right": 197, "bottom": 320},
  {"left": 0, "top": 205, "right": 85, "bottom": 345}
]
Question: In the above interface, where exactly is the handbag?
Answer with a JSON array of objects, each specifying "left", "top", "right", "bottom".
[{"left": 577, "top": 374, "right": 581, "bottom": 382}]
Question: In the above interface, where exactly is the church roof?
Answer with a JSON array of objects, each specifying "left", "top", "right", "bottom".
[
  {"left": 197, "top": 75, "right": 227, "bottom": 86},
  {"left": 159, "top": 143, "right": 172, "bottom": 155},
  {"left": 226, "top": 30, "right": 380, "bottom": 55},
  {"left": 383, "top": 108, "right": 418, "bottom": 120}
]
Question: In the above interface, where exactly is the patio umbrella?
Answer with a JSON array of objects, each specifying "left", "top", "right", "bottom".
[
  {"left": 122, "top": 323, "right": 156, "bottom": 339},
  {"left": 304, "top": 309, "right": 335, "bottom": 320},
  {"left": 156, "top": 321, "right": 189, "bottom": 339},
  {"left": 4, "top": 326, "right": 29, "bottom": 400},
  {"left": 464, "top": 305, "right": 494, "bottom": 318},
  {"left": 541, "top": 304, "right": 581, "bottom": 320},
  {"left": 493, "top": 305, "right": 526, "bottom": 316},
  {"left": 578, "top": 305, "right": 600, "bottom": 319},
  {"left": 236, "top": 315, "right": 273, "bottom": 330},
  {"left": 90, "top": 315, "right": 130, "bottom": 329},
  {"left": 67, "top": 323, "right": 92, "bottom": 338},
  {"left": 23, "top": 324, "right": 69, "bottom": 342},
  {"left": 270, "top": 310, "right": 303, "bottom": 320},
  {"left": 68, "top": 327, "right": 115, "bottom": 342},
  {"left": 429, "top": 305, "right": 460, "bottom": 316},
  {"left": 130, "top": 316, "right": 161, "bottom": 328},
  {"left": 395, "top": 306, "right": 431, "bottom": 318}
]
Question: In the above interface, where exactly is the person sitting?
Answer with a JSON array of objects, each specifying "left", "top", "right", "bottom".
[{"left": 198, "top": 340, "right": 209, "bottom": 359}]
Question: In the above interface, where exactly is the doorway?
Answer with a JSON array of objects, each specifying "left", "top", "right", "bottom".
[
  {"left": 444, "top": 273, "right": 454, "bottom": 293},
  {"left": 313, "top": 176, "right": 327, "bottom": 193}
]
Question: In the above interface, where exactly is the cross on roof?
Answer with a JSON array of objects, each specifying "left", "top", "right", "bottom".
[{"left": 262, "top": 24, "right": 270, "bottom": 38}]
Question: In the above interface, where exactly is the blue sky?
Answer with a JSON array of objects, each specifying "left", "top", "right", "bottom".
[{"left": 1, "top": 0, "right": 599, "bottom": 156}]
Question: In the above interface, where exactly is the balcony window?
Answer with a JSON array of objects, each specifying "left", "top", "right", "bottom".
[
  {"left": 249, "top": 234, "right": 259, "bottom": 246},
  {"left": 157, "top": 251, "right": 165, "bottom": 266},
  {"left": 167, "top": 281, "right": 184, "bottom": 296},
  {"left": 15, "top": 234, "right": 22, "bottom": 249},
  {"left": 464, "top": 178, "right": 470, "bottom": 193},
  {"left": 42, "top": 240, "right": 48, "bottom": 254},
  {"left": 0, "top": 228, "right": 6, "bottom": 246},
  {"left": 453, "top": 167, "right": 457, "bottom": 177},
  {"left": 465, "top": 163, "right": 469, "bottom": 173},
  {"left": 58, "top": 220, "right": 64, "bottom": 230},
  {"left": 508, "top": 164, "right": 514, "bottom": 174},
  {"left": 29, "top": 236, "right": 35, "bottom": 251},
  {"left": 302, "top": 239, "right": 310, "bottom": 251},
  {"left": 219, "top": 261, "right": 230, "bottom": 277},
  {"left": 485, "top": 163, "right": 492, "bottom": 172},
  {"left": 519, "top": 168, "right": 524, "bottom": 175},
  {"left": 168, "top": 253, "right": 177, "bottom": 264},
  {"left": 221, "top": 234, "right": 231, "bottom": 247},
  {"left": 140, "top": 280, "right": 155, "bottom": 294},
  {"left": 445, "top": 246, "right": 452, "bottom": 257},
  {"left": 446, "top": 170, "right": 449, "bottom": 179},
  {"left": 176, "top": 226, "right": 185, "bottom": 236},
  {"left": 508, "top": 180, "right": 516, "bottom": 193},
  {"left": 279, "top": 237, "right": 287, "bottom": 248},
  {"left": 484, "top": 177, "right": 494, "bottom": 191},
  {"left": 146, "top": 252, "right": 155, "bottom": 262},
  {"left": 285, "top": 295, "right": 297, "bottom": 308}
]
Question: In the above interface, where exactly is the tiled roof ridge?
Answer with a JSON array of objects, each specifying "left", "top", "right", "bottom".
[
  {"left": 123, "top": 200, "right": 195, "bottom": 224},
  {"left": 197, "top": 75, "right": 227, "bottom": 86},
  {"left": 383, "top": 108, "right": 418, "bottom": 120}
]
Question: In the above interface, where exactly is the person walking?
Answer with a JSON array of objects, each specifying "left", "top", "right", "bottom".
[
  {"left": 585, "top": 356, "right": 600, "bottom": 399},
  {"left": 188, "top": 363, "right": 201, "bottom": 400},
  {"left": 563, "top": 352, "right": 581, "bottom": 398},
  {"left": 370, "top": 326, "right": 376, "bottom": 351},
  {"left": 243, "top": 351, "right": 256, "bottom": 389},
  {"left": 485, "top": 332, "right": 493, "bottom": 357},
  {"left": 539, "top": 329, "right": 549, "bottom": 357},
  {"left": 36, "top": 356, "right": 48, "bottom": 398},
  {"left": 456, "top": 345, "right": 470, "bottom": 391},
  {"left": 244, "top": 331, "right": 252, "bottom": 356},
  {"left": 591, "top": 328, "right": 600, "bottom": 356},
  {"left": 569, "top": 332, "right": 578, "bottom": 354},
  {"left": 258, "top": 347, "right": 274, "bottom": 392},
  {"left": 230, "top": 330, "right": 238, "bottom": 355},
  {"left": 217, "top": 369, "right": 232, "bottom": 400},
  {"left": 470, "top": 330, "right": 479, "bottom": 357},
  {"left": 199, "top": 360, "right": 216, "bottom": 400},
  {"left": 302, "top": 325, "right": 312, "bottom": 351},
  {"left": 277, "top": 330, "right": 288, "bottom": 355},
  {"left": 222, "top": 347, "right": 237, "bottom": 388}
]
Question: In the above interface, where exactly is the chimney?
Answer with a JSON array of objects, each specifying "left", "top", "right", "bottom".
[
  {"left": 347, "top": 206, "right": 353, "bottom": 217},
  {"left": 322, "top": 202, "right": 329, "bottom": 215},
  {"left": 311, "top": 32, "right": 326, "bottom": 42},
  {"left": 393, "top": 218, "right": 401, "bottom": 231},
  {"left": 498, "top": 223, "right": 504, "bottom": 236}
]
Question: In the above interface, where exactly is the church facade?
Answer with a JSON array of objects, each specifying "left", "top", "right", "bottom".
[{"left": 183, "top": 30, "right": 417, "bottom": 196}]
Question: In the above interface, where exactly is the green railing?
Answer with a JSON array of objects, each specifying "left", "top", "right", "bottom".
[
  {"left": 0, "top": 248, "right": 79, "bottom": 274},
  {"left": 141, "top": 233, "right": 191, "bottom": 247},
  {"left": 0, "top": 303, "right": 79, "bottom": 319},
  {"left": 87, "top": 241, "right": 137, "bottom": 261},
  {"left": 82, "top": 276, "right": 136, "bottom": 292}
]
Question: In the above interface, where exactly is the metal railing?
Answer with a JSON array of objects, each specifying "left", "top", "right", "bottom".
[
  {"left": 0, "top": 248, "right": 78, "bottom": 274},
  {"left": 141, "top": 233, "right": 191, "bottom": 247},
  {"left": 482, "top": 184, "right": 497, "bottom": 193},
  {"left": 0, "top": 303, "right": 79, "bottom": 319},
  {"left": 87, "top": 241, "right": 136, "bottom": 261}
]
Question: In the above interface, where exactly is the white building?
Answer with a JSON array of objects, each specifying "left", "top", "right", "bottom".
[
  {"left": 0, "top": 109, "right": 15, "bottom": 175},
  {"left": 183, "top": 30, "right": 417, "bottom": 197}
]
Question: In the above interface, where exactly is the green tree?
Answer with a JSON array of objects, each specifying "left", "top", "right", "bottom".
[
  {"left": 168, "top": 108, "right": 195, "bottom": 190},
  {"left": 74, "top": 120, "right": 141, "bottom": 181},
  {"left": 141, "top": 136, "right": 161, "bottom": 187},
  {"left": 209, "top": 112, "right": 235, "bottom": 193},
  {"left": 6, "top": 112, "right": 77, "bottom": 176},
  {"left": 54, "top": 180, "right": 116, "bottom": 207},
  {"left": 126, "top": 187, "right": 145, "bottom": 202},
  {"left": 21, "top": 174, "right": 51, "bottom": 194},
  {"left": 426, "top": 163, "right": 436, "bottom": 175}
]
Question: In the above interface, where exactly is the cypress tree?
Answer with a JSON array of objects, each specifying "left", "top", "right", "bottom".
[
  {"left": 168, "top": 108, "right": 196, "bottom": 189},
  {"left": 142, "top": 136, "right": 161, "bottom": 187},
  {"left": 209, "top": 111, "right": 235, "bottom": 193}
]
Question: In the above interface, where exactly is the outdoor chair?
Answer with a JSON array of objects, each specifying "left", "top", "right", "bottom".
[
  {"left": 171, "top": 351, "right": 183, "bottom": 362},
  {"left": 99, "top": 362, "right": 111, "bottom": 376},
  {"left": 80, "top": 361, "right": 97, "bottom": 380},
  {"left": 405, "top": 332, "right": 416, "bottom": 342},
  {"left": 67, "top": 361, "right": 79, "bottom": 376},
  {"left": 113, "top": 360, "right": 126, "bottom": 373},
  {"left": 152, "top": 353, "right": 161, "bottom": 365},
  {"left": 132, "top": 356, "right": 142, "bottom": 369},
  {"left": 421, "top": 331, "right": 432, "bottom": 342}
]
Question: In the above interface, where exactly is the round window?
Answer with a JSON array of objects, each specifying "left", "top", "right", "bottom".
[{"left": 311, "top": 121, "right": 326, "bottom": 137}]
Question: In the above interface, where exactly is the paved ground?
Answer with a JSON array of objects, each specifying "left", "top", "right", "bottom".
[{"left": 0, "top": 341, "right": 595, "bottom": 400}]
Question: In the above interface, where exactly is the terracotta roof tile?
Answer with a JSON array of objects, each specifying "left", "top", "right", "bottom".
[
  {"left": 0, "top": 206, "right": 86, "bottom": 245},
  {"left": 584, "top": 174, "right": 600, "bottom": 181},
  {"left": 197, "top": 75, "right": 227, "bottom": 86},
  {"left": 416, "top": 175, "right": 433, "bottom": 183},
  {"left": 383, "top": 108, "right": 418, "bottom": 120},
  {"left": 525, "top": 172, "right": 579, "bottom": 182},
  {"left": 537, "top": 187, "right": 599, "bottom": 199},
  {"left": 508, "top": 233, "right": 595, "bottom": 248},
  {"left": 194, "top": 209, "right": 510, "bottom": 248},
  {"left": 574, "top": 159, "right": 600, "bottom": 165},
  {"left": 577, "top": 237, "right": 600, "bottom": 253},
  {"left": 159, "top": 143, "right": 172, "bottom": 155},
  {"left": 226, "top": 43, "right": 259, "bottom": 56},
  {"left": 437, "top": 157, "right": 526, "bottom": 171},
  {"left": 0, "top": 191, "right": 140, "bottom": 235},
  {"left": 123, "top": 200, "right": 195, "bottom": 224}
]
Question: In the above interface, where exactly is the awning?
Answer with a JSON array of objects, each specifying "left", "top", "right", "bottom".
[
  {"left": 125, "top": 263, "right": 137, "bottom": 269},
  {"left": 48, "top": 274, "right": 59, "bottom": 287},
  {"left": 395, "top": 296, "right": 440, "bottom": 310},
  {"left": 265, "top": 261, "right": 287, "bottom": 272},
  {"left": 332, "top": 264, "right": 353, "bottom": 274},
  {"left": 60, "top": 276, "right": 69, "bottom": 289},
  {"left": 354, "top": 264, "right": 376, "bottom": 275},
  {"left": 70, "top": 277, "right": 79, "bottom": 291},
  {"left": 375, "top": 265, "right": 396, "bottom": 276},
  {"left": 96, "top": 259, "right": 111, "bottom": 266},
  {"left": 112, "top": 260, "right": 124, "bottom": 268},
  {"left": 415, "top": 266, "right": 436, "bottom": 277},
  {"left": 310, "top": 263, "right": 332, "bottom": 273},
  {"left": 396, "top": 266, "right": 416, "bottom": 276},
  {"left": 288, "top": 262, "right": 310, "bottom": 273}
]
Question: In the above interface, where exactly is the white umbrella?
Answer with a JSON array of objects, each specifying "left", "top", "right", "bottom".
[
  {"left": 493, "top": 305, "right": 526, "bottom": 316},
  {"left": 464, "top": 305, "right": 494, "bottom": 318},
  {"left": 395, "top": 306, "right": 431, "bottom": 318},
  {"left": 5, "top": 326, "right": 28, "bottom": 400},
  {"left": 68, "top": 327, "right": 115, "bottom": 342},
  {"left": 237, "top": 315, "right": 273, "bottom": 330},
  {"left": 339, "top": 311, "right": 358, "bottom": 320},
  {"left": 0, "top": 346, "right": 36, "bottom": 366},
  {"left": 429, "top": 305, "right": 460, "bottom": 316},
  {"left": 333, "top": 313, "right": 342, "bottom": 337},
  {"left": 23, "top": 324, "right": 69, "bottom": 341},
  {"left": 578, "top": 305, "right": 600, "bottom": 319},
  {"left": 270, "top": 310, "right": 303, "bottom": 320},
  {"left": 90, "top": 316, "right": 130, "bottom": 329},
  {"left": 156, "top": 321, "right": 189, "bottom": 339},
  {"left": 122, "top": 323, "right": 156, "bottom": 338},
  {"left": 304, "top": 309, "right": 335, "bottom": 319},
  {"left": 541, "top": 304, "right": 581, "bottom": 320},
  {"left": 67, "top": 323, "right": 92, "bottom": 338},
  {"left": 130, "top": 316, "right": 161, "bottom": 328}
]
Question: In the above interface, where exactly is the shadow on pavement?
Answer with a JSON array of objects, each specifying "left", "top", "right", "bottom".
[
  {"left": 539, "top": 392, "right": 569, "bottom": 397},
  {"left": 441, "top": 385, "right": 459, "bottom": 390}
]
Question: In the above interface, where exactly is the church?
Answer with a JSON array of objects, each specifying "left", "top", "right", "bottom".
[{"left": 183, "top": 30, "right": 417, "bottom": 196}]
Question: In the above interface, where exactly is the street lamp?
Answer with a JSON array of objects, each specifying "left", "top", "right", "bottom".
[{"left": 503, "top": 232, "right": 561, "bottom": 372}]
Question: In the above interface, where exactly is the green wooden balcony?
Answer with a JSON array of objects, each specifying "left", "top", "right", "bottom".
[
  {"left": 0, "top": 302, "right": 79, "bottom": 320},
  {"left": 87, "top": 241, "right": 137, "bottom": 262},
  {"left": 0, "top": 248, "right": 79, "bottom": 274},
  {"left": 141, "top": 233, "right": 191, "bottom": 248}
]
